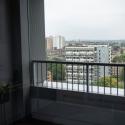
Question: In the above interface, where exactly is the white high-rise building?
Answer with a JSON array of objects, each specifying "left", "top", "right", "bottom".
[
  {"left": 65, "top": 45, "right": 95, "bottom": 63},
  {"left": 65, "top": 44, "right": 112, "bottom": 84},
  {"left": 95, "top": 45, "right": 112, "bottom": 77},
  {"left": 65, "top": 45, "right": 95, "bottom": 84},
  {"left": 53, "top": 36, "right": 65, "bottom": 49}
]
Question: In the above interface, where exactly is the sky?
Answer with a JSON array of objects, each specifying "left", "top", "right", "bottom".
[{"left": 45, "top": 0, "right": 125, "bottom": 40}]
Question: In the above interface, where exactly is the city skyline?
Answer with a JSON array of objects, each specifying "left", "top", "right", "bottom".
[
  {"left": 46, "top": 35, "right": 125, "bottom": 41},
  {"left": 45, "top": 0, "right": 125, "bottom": 41}
]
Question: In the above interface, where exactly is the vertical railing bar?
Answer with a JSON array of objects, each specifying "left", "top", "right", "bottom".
[
  {"left": 41, "top": 63, "right": 43, "bottom": 87},
  {"left": 104, "top": 66, "right": 105, "bottom": 95},
  {"left": 61, "top": 63, "right": 63, "bottom": 89},
  {"left": 56, "top": 63, "right": 57, "bottom": 89},
  {"left": 110, "top": 66, "right": 112, "bottom": 95},
  {"left": 36, "top": 62, "right": 39, "bottom": 113},
  {"left": 32, "top": 62, "right": 35, "bottom": 86},
  {"left": 78, "top": 65, "right": 79, "bottom": 92},
  {"left": 83, "top": 65, "right": 84, "bottom": 91},
  {"left": 51, "top": 62, "right": 52, "bottom": 88},
  {"left": 37, "top": 63, "right": 39, "bottom": 87},
  {"left": 97, "top": 65, "right": 99, "bottom": 94},
  {"left": 117, "top": 66, "right": 118, "bottom": 96},
  {"left": 91, "top": 65, "right": 93, "bottom": 93},
  {"left": 124, "top": 66, "right": 125, "bottom": 96},
  {"left": 72, "top": 64, "right": 73, "bottom": 91},
  {"left": 67, "top": 64, "right": 68, "bottom": 90},
  {"left": 46, "top": 63, "right": 48, "bottom": 88},
  {"left": 86, "top": 64, "right": 89, "bottom": 93}
]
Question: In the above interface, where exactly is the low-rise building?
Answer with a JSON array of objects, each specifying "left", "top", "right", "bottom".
[{"left": 46, "top": 36, "right": 53, "bottom": 50}]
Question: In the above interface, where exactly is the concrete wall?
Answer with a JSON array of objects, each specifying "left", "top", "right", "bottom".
[
  {"left": 0, "top": 0, "right": 46, "bottom": 124},
  {"left": 0, "top": 0, "right": 23, "bottom": 124},
  {"left": 0, "top": 0, "right": 12, "bottom": 82},
  {"left": 29, "top": 0, "right": 46, "bottom": 61},
  {"left": 31, "top": 87, "right": 125, "bottom": 125},
  {"left": 20, "top": 0, "right": 46, "bottom": 117}
]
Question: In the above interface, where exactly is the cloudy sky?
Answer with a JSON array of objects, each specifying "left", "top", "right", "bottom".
[{"left": 45, "top": 0, "right": 125, "bottom": 40}]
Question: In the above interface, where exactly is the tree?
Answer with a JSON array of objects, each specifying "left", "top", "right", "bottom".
[
  {"left": 112, "top": 56, "right": 121, "bottom": 63},
  {"left": 112, "top": 54, "right": 125, "bottom": 63},
  {"left": 48, "top": 63, "right": 65, "bottom": 81},
  {"left": 95, "top": 76, "right": 124, "bottom": 89},
  {"left": 96, "top": 76, "right": 118, "bottom": 88}
]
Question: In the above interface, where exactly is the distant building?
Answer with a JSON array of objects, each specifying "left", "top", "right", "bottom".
[
  {"left": 65, "top": 44, "right": 112, "bottom": 84},
  {"left": 95, "top": 45, "right": 112, "bottom": 77},
  {"left": 65, "top": 45, "right": 95, "bottom": 63},
  {"left": 65, "top": 44, "right": 95, "bottom": 84},
  {"left": 53, "top": 36, "right": 65, "bottom": 49},
  {"left": 46, "top": 36, "right": 53, "bottom": 50},
  {"left": 47, "top": 49, "right": 65, "bottom": 56},
  {"left": 46, "top": 35, "right": 65, "bottom": 60},
  {"left": 95, "top": 45, "right": 112, "bottom": 63}
]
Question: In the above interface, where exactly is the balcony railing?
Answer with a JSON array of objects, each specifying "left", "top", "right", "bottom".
[{"left": 32, "top": 60, "right": 125, "bottom": 97}]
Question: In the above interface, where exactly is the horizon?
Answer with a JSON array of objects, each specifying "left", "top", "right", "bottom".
[{"left": 46, "top": 35, "right": 125, "bottom": 42}]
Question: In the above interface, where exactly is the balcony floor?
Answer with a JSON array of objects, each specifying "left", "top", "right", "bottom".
[
  {"left": 13, "top": 118, "right": 60, "bottom": 125},
  {"left": 31, "top": 99, "right": 125, "bottom": 125}
]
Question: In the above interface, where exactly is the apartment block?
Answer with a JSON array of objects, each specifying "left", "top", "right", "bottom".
[
  {"left": 95, "top": 45, "right": 112, "bottom": 77},
  {"left": 65, "top": 44, "right": 95, "bottom": 84},
  {"left": 65, "top": 44, "right": 112, "bottom": 84},
  {"left": 53, "top": 36, "right": 65, "bottom": 49}
]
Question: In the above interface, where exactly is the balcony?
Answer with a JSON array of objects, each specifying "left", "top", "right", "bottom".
[
  {"left": 30, "top": 60, "right": 125, "bottom": 125},
  {"left": 32, "top": 60, "right": 125, "bottom": 97}
]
